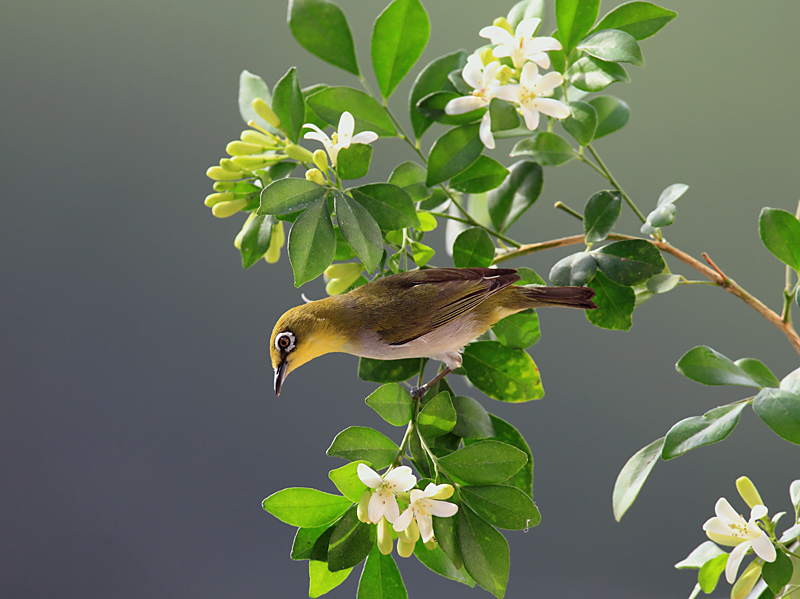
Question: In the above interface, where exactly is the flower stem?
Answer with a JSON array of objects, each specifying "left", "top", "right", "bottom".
[
  {"left": 554, "top": 201, "right": 584, "bottom": 221},
  {"left": 586, "top": 144, "right": 648, "bottom": 224}
]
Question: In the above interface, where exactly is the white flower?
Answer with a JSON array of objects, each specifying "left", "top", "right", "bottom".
[
  {"left": 444, "top": 58, "right": 503, "bottom": 149},
  {"left": 479, "top": 18, "right": 562, "bottom": 70},
  {"left": 357, "top": 464, "right": 416, "bottom": 524},
  {"left": 493, "top": 62, "right": 570, "bottom": 131},
  {"left": 302, "top": 111, "right": 377, "bottom": 167},
  {"left": 392, "top": 483, "right": 458, "bottom": 543},
  {"left": 702, "top": 497, "right": 777, "bottom": 584}
]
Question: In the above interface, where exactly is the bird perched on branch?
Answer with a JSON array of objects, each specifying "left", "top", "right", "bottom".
[{"left": 270, "top": 267, "right": 596, "bottom": 396}]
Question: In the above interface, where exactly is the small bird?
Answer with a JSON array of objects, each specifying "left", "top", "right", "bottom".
[{"left": 270, "top": 267, "right": 596, "bottom": 396}]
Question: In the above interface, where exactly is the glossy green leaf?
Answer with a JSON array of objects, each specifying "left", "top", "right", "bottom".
[
  {"left": 414, "top": 540, "right": 475, "bottom": 586},
  {"left": 409, "top": 51, "right": 467, "bottom": 139},
  {"left": 302, "top": 84, "right": 330, "bottom": 130},
  {"left": 577, "top": 29, "right": 644, "bottom": 66},
  {"left": 735, "top": 358, "right": 780, "bottom": 388},
  {"left": 507, "top": 0, "right": 545, "bottom": 27},
  {"left": 676, "top": 346, "right": 760, "bottom": 387},
  {"left": 759, "top": 208, "right": 800, "bottom": 271},
  {"left": 411, "top": 241, "right": 435, "bottom": 266},
  {"left": 309, "top": 560, "right": 352, "bottom": 598},
  {"left": 418, "top": 391, "right": 457, "bottom": 438},
  {"left": 371, "top": 0, "right": 429, "bottom": 100},
  {"left": 492, "top": 310, "right": 540, "bottom": 350},
  {"left": 307, "top": 86, "right": 397, "bottom": 137},
  {"left": 258, "top": 177, "right": 326, "bottom": 216},
  {"left": 462, "top": 341, "right": 544, "bottom": 402},
  {"left": 588, "top": 96, "right": 630, "bottom": 139},
  {"left": 438, "top": 440, "right": 527, "bottom": 485},
  {"left": 484, "top": 415, "right": 533, "bottom": 496},
  {"left": 415, "top": 91, "right": 484, "bottom": 125},
  {"left": 549, "top": 252, "right": 598, "bottom": 286},
  {"left": 486, "top": 160, "right": 543, "bottom": 231},
  {"left": 587, "top": 271, "right": 635, "bottom": 331},
  {"left": 349, "top": 183, "right": 419, "bottom": 230},
  {"left": 698, "top": 554, "right": 728, "bottom": 593},
  {"left": 584, "top": 190, "right": 622, "bottom": 242},
  {"left": 646, "top": 273, "right": 681, "bottom": 294},
  {"left": 357, "top": 546, "right": 407, "bottom": 599},
  {"left": 612, "top": 436, "right": 664, "bottom": 521},
  {"left": 510, "top": 131, "right": 576, "bottom": 166},
  {"left": 762, "top": 547, "right": 793, "bottom": 593},
  {"left": 592, "top": 239, "right": 665, "bottom": 286},
  {"left": 239, "top": 213, "right": 277, "bottom": 268},
  {"left": 337, "top": 143, "right": 373, "bottom": 180},
  {"left": 489, "top": 98, "right": 521, "bottom": 133},
  {"left": 432, "top": 512, "right": 461, "bottom": 568},
  {"left": 662, "top": 402, "right": 747, "bottom": 460},
  {"left": 562, "top": 100, "right": 599, "bottom": 145},
  {"left": 566, "top": 56, "right": 629, "bottom": 93},
  {"left": 333, "top": 190, "right": 383, "bottom": 272},
  {"left": 460, "top": 485, "right": 540, "bottom": 530},
  {"left": 426, "top": 123, "right": 483, "bottom": 186},
  {"left": 453, "top": 227, "right": 495, "bottom": 268},
  {"left": 262, "top": 487, "right": 353, "bottom": 527},
  {"left": 358, "top": 357, "right": 423, "bottom": 383},
  {"left": 451, "top": 396, "right": 495, "bottom": 439},
  {"left": 409, "top": 429, "right": 432, "bottom": 479},
  {"left": 753, "top": 388, "right": 800, "bottom": 444},
  {"left": 674, "top": 541, "right": 726, "bottom": 570},
  {"left": 272, "top": 67, "right": 305, "bottom": 143},
  {"left": 327, "top": 426, "right": 400, "bottom": 468},
  {"left": 782, "top": 367, "right": 800, "bottom": 394},
  {"left": 238, "top": 70, "right": 277, "bottom": 133},
  {"left": 451, "top": 156, "right": 510, "bottom": 194},
  {"left": 457, "top": 505, "right": 509, "bottom": 599},
  {"left": 328, "top": 505, "right": 374, "bottom": 571},
  {"left": 515, "top": 267, "right": 546, "bottom": 286},
  {"left": 593, "top": 2, "right": 677, "bottom": 40},
  {"left": 556, "top": 0, "right": 600, "bottom": 54},
  {"left": 288, "top": 196, "right": 335, "bottom": 286},
  {"left": 365, "top": 383, "right": 413, "bottom": 426},
  {"left": 388, "top": 162, "right": 428, "bottom": 201},
  {"left": 333, "top": 226, "right": 356, "bottom": 261},
  {"left": 288, "top": 0, "right": 359, "bottom": 75},
  {"left": 329, "top": 462, "right": 369, "bottom": 503},
  {"left": 292, "top": 524, "right": 334, "bottom": 561}
]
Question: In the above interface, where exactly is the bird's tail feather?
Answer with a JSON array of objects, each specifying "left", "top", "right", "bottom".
[{"left": 519, "top": 285, "right": 597, "bottom": 310}]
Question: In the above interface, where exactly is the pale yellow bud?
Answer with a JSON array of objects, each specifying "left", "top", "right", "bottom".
[
  {"left": 252, "top": 98, "right": 281, "bottom": 129},
  {"left": 226, "top": 141, "right": 264, "bottom": 156},
  {"left": 731, "top": 561, "right": 762, "bottom": 599},
  {"left": 231, "top": 154, "right": 282, "bottom": 170},
  {"left": 479, "top": 47, "right": 496, "bottom": 67},
  {"left": 357, "top": 489, "right": 371, "bottom": 523},
  {"left": 305, "top": 168, "right": 325, "bottom": 186},
  {"left": 429, "top": 484, "right": 455, "bottom": 500},
  {"left": 285, "top": 144, "right": 314, "bottom": 163},
  {"left": 377, "top": 518, "right": 394, "bottom": 555},
  {"left": 424, "top": 539, "right": 437, "bottom": 551},
  {"left": 492, "top": 16, "right": 513, "bottom": 34},
  {"left": 313, "top": 149, "right": 329, "bottom": 173},
  {"left": 206, "top": 166, "right": 243, "bottom": 181},
  {"left": 211, "top": 198, "right": 248, "bottom": 218},
  {"left": 240, "top": 129, "right": 277, "bottom": 147},
  {"left": 397, "top": 518, "right": 420, "bottom": 543},
  {"left": 264, "top": 221, "right": 284, "bottom": 264},
  {"left": 219, "top": 158, "right": 242, "bottom": 172},
  {"left": 736, "top": 477, "right": 765, "bottom": 510},
  {"left": 204, "top": 192, "right": 234, "bottom": 207},
  {"left": 324, "top": 262, "right": 362, "bottom": 280},
  {"left": 234, "top": 212, "right": 257, "bottom": 249},
  {"left": 397, "top": 539, "right": 415, "bottom": 558},
  {"left": 496, "top": 65, "right": 514, "bottom": 85},
  {"left": 213, "top": 181, "right": 235, "bottom": 192}
]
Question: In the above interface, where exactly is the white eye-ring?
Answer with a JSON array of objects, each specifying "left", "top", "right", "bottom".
[{"left": 275, "top": 331, "right": 296, "bottom": 353}]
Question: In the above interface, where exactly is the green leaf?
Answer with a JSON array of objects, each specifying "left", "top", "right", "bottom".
[
  {"left": 302, "top": 84, "right": 330, "bottom": 130},
  {"left": 587, "top": 271, "right": 635, "bottom": 331},
  {"left": 486, "top": 160, "right": 543, "bottom": 232},
  {"left": 556, "top": 0, "right": 600, "bottom": 55},
  {"left": 698, "top": 554, "right": 728, "bottom": 594},
  {"left": 307, "top": 86, "right": 397, "bottom": 137},
  {"left": 577, "top": 29, "right": 644, "bottom": 66},
  {"left": 371, "top": 0, "right": 429, "bottom": 100},
  {"left": 592, "top": 239, "right": 665, "bottom": 286},
  {"left": 418, "top": 391, "right": 457, "bottom": 438},
  {"left": 238, "top": 70, "right": 277, "bottom": 133},
  {"left": 239, "top": 213, "right": 277, "bottom": 269},
  {"left": 451, "top": 156, "right": 510, "bottom": 194},
  {"left": 288, "top": 0, "right": 359, "bottom": 76},
  {"left": 438, "top": 440, "right": 527, "bottom": 485},
  {"left": 566, "top": 57, "right": 629, "bottom": 93},
  {"left": 759, "top": 208, "right": 800, "bottom": 271},
  {"left": 753, "top": 388, "right": 800, "bottom": 444},
  {"left": 328, "top": 505, "right": 374, "bottom": 571},
  {"left": 258, "top": 177, "right": 326, "bottom": 216},
  {"left": 481, "top": 415, "right": 533, "bottom": 496},
  {"left": 489, "top": 98, "right": 521, "bottom": 133},
  {"left": 735, "top": 358, "right": 780, "bottom": 388},
  {"left": 584, "top": 190, "right": 622, "bottom": 242},
  {"left": 507, "top": 0, "right": 545, "bottom": 27},
  {"left": 562, "top": 100, "right": 599, "bottom": 145},
  {"left": 365, "top": 383, "right": 413, "bottom": 426},
  {"left": 409, "top": 51, "right": 467, "bottom": 139},
  {"left": 432, "top": 513, "right": 462, "bottom": 568},
  {"left": 460, "top": 485, "right": 540, "bottom": 530},
  {"left": 646, "top": 273, "right": 681, "bottom": 294},
  {"left": 409, "top": 429, "right": 432, "bottom": 478},
  {"left": 288, "top": 196, "right": 335, "bottom": 286},
  {"left": 426, "top": 123, "right": 483, "bottom": 186},
  {"left": 457, "top": 505, "right": 510, "bottom": 599},
  {"left": 415, "top": 91, "right": 484, "bottom": 126},
  {"left": 451, "top": 396, "right": 495, "bottom": 439},
  {"left": 657, "top": 183, "right": 689, "bottom": 206},
  {"left": 357, "top": 546, "right": 407, "bottom": 599},
  {"left": 593, "top": 2, "right": 677, "bottom": 40},
  {"left": 549, "top": 252, "right": 598, "bottom": 286},
  {"left": 612, "top": 436, "right": 664, "bottom": 521},
  {"left": 309, "top": 560, "right": 352, "bottom": 598},
  {"left": 327, "top": 426, "right": 400, "bottom": 469},
  {"left": 676, "top": 346, "right": 760, "bottom": 387},
  {"left": 333, "top": 190, "right": 383, "bottom": 272},
  {"left": 358, "top": 357, "right": 423, "bottom": 383},
  {"left": 674, "top": 541, "right": 726, "bottom": 570},
  {"left": 262, "top": 488, "right": 353, "bottom": 527},
  {"left": 329, "top": 461, "right": 369, "bottom": 503},
  {"left": 414, "top": 540, "right": 475, "bottom": 586},
  {"left": 272, "top": 67, "right": 305, "bottom": 143},
  {"left": 462, "top": 341, "right": 544, "bottom": 402},
  {"left": 292, "top": 524, "right": 334, "bottom": 561},
  {"left": 349, "top": 183, "right": 419, "bottom": 230},
  {"left": 411, "top": 241, "right": 435, "bottom": 266},
  {"left": 453, "top": 227, "right": 495, "bottom": 268},
  {"left": 510, "top": 131, "right": 576, "bottom": 166},
  {"left": 492, "top": 310, "right": 541, "bottom": 350},
  {"left": 337, "top": 143, "right": 373, "bottom": 180},
  {"left": 515, "top": 267, "right": 547, "bottom": 286},
  {"left": 662, "top": 402, "right": 747, "bottom": 460},
  {"left": 588, "top": 96, "right": 630, "bottom": 139},
  {"left": 762, "top": 548, "right": 793, "bottom": 593},
  {"left": 388, "top": 162, "right": 428, "bottom": 201},
  {"left": 782, "top": 367, "right": 800, "bottom": 394}
]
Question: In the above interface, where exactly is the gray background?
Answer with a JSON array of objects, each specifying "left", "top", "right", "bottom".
[{"left": 3, "top": 0, "right": 799, "bottom": 597}]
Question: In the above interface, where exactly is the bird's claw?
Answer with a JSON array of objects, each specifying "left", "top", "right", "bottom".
[{"left": 410, "top": 386, "right": 426, "bottom": 400}]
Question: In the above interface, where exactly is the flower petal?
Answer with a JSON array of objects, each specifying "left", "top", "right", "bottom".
[
  {"left": 527, "top": 52, "right": 551, "bottom": 70},
  {"left": 462, "top": 60, "right": 484, "bottom": 89},
  {"left": 725, "top": 541, "right": 750, "bottom": 584},
  {"left": 750, "top": 531, "right": 776, "bottom": 562},
  {"left": 384, "top": 466, "right": 417, "bottom": 492},
  {"left": 351, "top": 131, "right": 378, "bottom": 145},
  {"left": 493, "top": 85, "right": 521, "bottom": 103},
  {"left": 357, "top": 464, "right": 383, "bottom": 489},
  {"left": 523, "top": 36, "right": 562, "bottom": 55},
  {"left": 531, "top": 98, "right": 570, "bottom": 119},
  {"left": 428, "top": 499, "right": 459, "bottom": 518},
  {"left": 392, "top": 506, "right": 414, "bottom": 532},
  {"left": 519, "top": 62, "right": 539, "bottom": 88},
  {"left": 445, "top": 96, "right": 486, "bottom": 115},
  {"left": 532, "top": 71, "right": 565, "bottom": 95},
  {"left": 368, "top": 490, "right": 387, "bottom": 523},
  {"left": 417, "top": 513, "right": 435, "bottom": 543},
  {"left": 479, "top": 112, "right": 495, "bottom": 149},
  {"left": 750, "top": 505, "right": 768, "bottom": 521},
  {"left": 515, "top": 17, "right": 541, "bottom": 39},
  {"left": 716, "top": 497, "right": 745, "bottom": 524},
  {"left": 479, "top": 26, "right": 515, "bottom": 47},
  {"left": 706, "top": 531, "right": 746, "bottom": 547},
  {"left": 337, "top": 111, "right": 355, "bottom": 139},
  {"left": 703, "top": 517, "right": 735, "bottom": 537},
  {"left": 492, "top": 45, "right": 512, "bottom": 59},
  {"left": 304, "top": 130, "right": 330, "bottom": 144},
  {"left": 520, "top": 106, "right": 540, "bottom": 131},
  {"left": 409, "top": 488, "right": 425, "bottom": 505},
  {"left": 383, "top": 495, "right": 400, "bottom": 523}
]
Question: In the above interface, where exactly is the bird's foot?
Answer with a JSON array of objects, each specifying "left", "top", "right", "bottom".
[{"left": 410, "top": 385, "right": 426, "bottom": 400}]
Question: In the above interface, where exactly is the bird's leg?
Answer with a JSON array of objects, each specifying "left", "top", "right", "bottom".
[{"left": 410, "top": 367, "right": 453, "bottom": 400}]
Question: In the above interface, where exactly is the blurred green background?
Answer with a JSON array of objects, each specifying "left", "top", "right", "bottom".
[{"left": 3, "top": 0, "right": 799, "bottom": 597}]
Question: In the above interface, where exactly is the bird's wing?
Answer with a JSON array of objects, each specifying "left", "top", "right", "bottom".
[{"left": 371, "top": 268, "right": 519, "bottom": 346}]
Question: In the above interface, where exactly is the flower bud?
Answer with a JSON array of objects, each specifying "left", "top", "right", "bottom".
[
  {"left": 424, "top": 539, "right": 437, "bottom": 551},
  {"left": 305, "top": 168, "right": 325, "bottom": 186},
  {"left": 213, "top": 181, "right": 235, "bottom": 192},
  {"left": 232, "top": 154, "right": 282, "bottom": 170},
  {"left": 492, "top": 16, "right": 513, "bottom": 34},
  {"left": 731, "top": 561, "right": 762, "bottom": 599},
  {"left": 252, "top": 98, "right": 281, "bottom": 129},
  {"left": 234, "top": 212, "right": 257, "bottom": 249},
  {"left": 211, "top": 198, "right": 248, "bottom": 218},
  {"left": 430, "top": 484, "right": 455, "bottom": 500},
  {"left": 204, "top": 192, "right": 234, "bottom": 207},
  {"left": 397, "top": 518, "right": 420, "bottom": 543},
  {"left": 264, "top": 221, "right": 285, "bottom": 264},
  {"left": 496, "top": 65, "right": 514, "bottom": 85},
  {"left": 479, "top": 47, "right": 496, "bottom": 66},
  {"left": 357, "top": 489, "right": 371, "bottom": 523},
  {"left": 206, "top": 166, "right": 243, "bottom": 181},
  {"left": 285, "top": 144, "right": 314, "bottom": 163},
  {"left": 397, "top": 539, "right": 415, "bottom": 558},
  {"left": 313, "top": 149, "right": 329, "bottom": 173},
  {"left": 377, "top": 518, "right": 393, "bottom": 555},
  {"left": 219, "top": 158, "right": 242, "bottom": 172},
  {"left": 226, "top": 141, "right": 265, "bottom": 156},
  {"left": 324, "top": 262, "right": 363, "bottom": 280},
  {"left": 240, "top": 129, "right": 277, "bottom": 147},
  {"left": 736, "top": 476, "right": 764, "bottom": 510}
]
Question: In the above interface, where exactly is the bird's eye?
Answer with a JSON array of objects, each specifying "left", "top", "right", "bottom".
[{"left": 275, "top": 331, "right": 295, "bottom": 352}]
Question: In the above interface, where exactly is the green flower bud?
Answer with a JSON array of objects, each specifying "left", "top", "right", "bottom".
[
  {"left": 252, "top": 98, "right": 281, "bottom": 129},
  {"left": 357, "top": 489, "right": 371, "bottom": 523},
  {"left": 731, "top": 561, "right": 762, "bottom": 599},
  {"left": 219, "top": 158, "right": 242, "bottom": 172},
  {"left": 377, "top": 518, "right": 393, "bottom": 555},
  {"left": 240, "top": 129, "right": 277, "bottom": 147},
  {"left": 226, "top": 141, "right": 264, "bottom": 156},
  {"left": 496, "top": 65, "right": 514, "bottom": 85},
  {"left": 285, "top": 144, "right": 314, "bottom": 163},
  {"left": 305, "top": 168, "right": 325, "bottom": 186},
  {"left": 231, "top": 154, "right": 282, "bottom": 170},
  {"left": 397, "top": 518, "right": 420, "bottom": 543},
  {"left": 313, "top": 149, "right": 329, "bottom": 173},
  {"left": 397, "top": 539, "right": 415, "bottom": 558},
  {"left": 206, "top": 166, "right": 243, "bottom": 181},
  {"left": 264, "top": 221, "right": 284, "bottom": 264},
  {"left": 211, "top": 198, "right": 248, "bottom": 218},
  {"left": 324, "top": 262, "right": 362, "bottom": 280},
  {"left": 492, "top": 16, "right": 513, "bottom": 34},
  {"left": 204, "top": 192, "right": 234, "bottom": 207},
  {"left": 424, "top": 539, "right": 437, "bottom": 551},
  {"left": 429, "top": 484, "right": 455, "bottom": 500},
  {"left": 479, "top": 47, "right": 495, "bottom": 66},
  {"left": 234, "top": 212, "right": 257, "bottom": 249},
  {"left": 213, "top": 181, "right": 235, "bottom": 191},
  {"left": 736, "top": 476, "right": 764, "bottom": 510}
]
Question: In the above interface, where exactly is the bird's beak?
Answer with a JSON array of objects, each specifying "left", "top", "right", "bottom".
[{"left": 274, "top": 359, "right": 288, "bottom": 396}]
